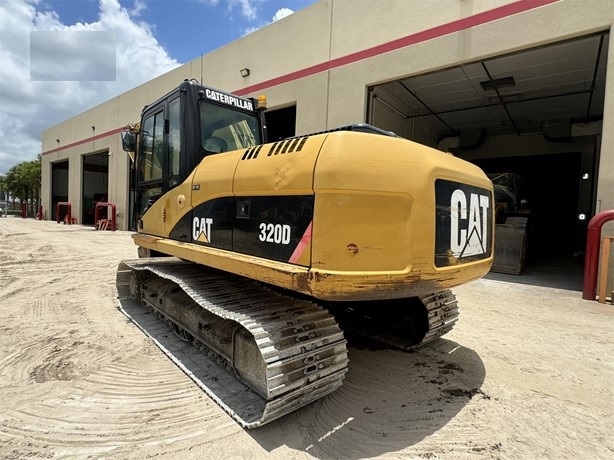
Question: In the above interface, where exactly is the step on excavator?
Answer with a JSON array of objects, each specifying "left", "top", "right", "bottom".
[{"left": 116, "top": 79, "right": 494, "bottom": 428}]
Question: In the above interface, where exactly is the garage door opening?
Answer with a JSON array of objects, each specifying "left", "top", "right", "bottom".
[
  {"left": 82, "top": 152, "right": 109, "bottom": 225},
  {"left": 367, "top": 31, "right": 608, "bottom": 284},
  {"left": 51, "top": 160, "right": 69, "bottom": 221},
  {"left": 473, "top": 152, "right": 583, "bottom": 262}
]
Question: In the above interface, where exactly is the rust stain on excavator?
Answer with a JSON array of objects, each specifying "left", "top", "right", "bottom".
[
  {"left": 346, "top": 243, "right": 359, "bottom": 256},
  {"left": 436, "top": 249, "right": 461, "bottom": 266},
  {"left": 291, "top": 270, "right": 311, "bottom": 293}
]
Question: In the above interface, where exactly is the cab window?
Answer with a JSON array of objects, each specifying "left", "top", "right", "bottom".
[
  {"left": 200, "top": 101, "right": 261, "bottom": 153},
  {"left": 139, "top": 110, "right": 164, "bottom": 182},
  {"left": 168, "top": 97, "right": 181, "bottom": 186}
]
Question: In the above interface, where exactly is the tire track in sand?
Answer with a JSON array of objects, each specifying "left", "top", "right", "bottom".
[{"left": 0, "top": 349, "right": 237, "bottom": 459}]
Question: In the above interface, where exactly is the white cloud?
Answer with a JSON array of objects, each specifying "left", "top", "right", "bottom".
[
  {"left": 201, "top": 0, "right": 259, "bottom": 21},
  {"left": 241, "top": 7, "right": 295, "bottom": 36},
  {"left": 232, "top": 0, "right": 258, "bottom": 21},
  {"left": 272, "top": 8, "right": 294, "bottom": 22},
  {"left": 0, "top": 0, "right": 181, "bottom": 174},
  {"left": 129, "top": 0, "right": 147, "bottom": 16}
]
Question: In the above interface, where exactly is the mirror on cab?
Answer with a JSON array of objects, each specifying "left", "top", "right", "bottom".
[{"left": 121, "top": 131, "right": 136, "bottom": 152}]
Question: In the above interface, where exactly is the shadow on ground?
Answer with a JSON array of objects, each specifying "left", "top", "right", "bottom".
[
  {"left": 486, "top": 257, "right": 584, "bottom": 292},
  {"left": 251, "top": 338, "right": 486, "bottom": 459}
]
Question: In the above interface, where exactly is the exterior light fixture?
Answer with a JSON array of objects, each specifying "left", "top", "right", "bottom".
[{"left": 240, "top": 68, "right": 250, "bottom": 77}]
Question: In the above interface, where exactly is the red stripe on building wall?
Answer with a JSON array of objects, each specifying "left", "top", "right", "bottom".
[
  {"left": 42, "top": 0, "right": 559, "bottom": 155},
  {"left": 43, "top": 127, "right": 124, "bottom": 156},
  {"left": 233, "top": 0, "right": 559, "bottom": 96}
]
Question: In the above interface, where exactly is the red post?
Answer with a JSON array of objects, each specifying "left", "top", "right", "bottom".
[
  {"left": 582, "top": 209, "right": 614, "bottom": 300},
  {"left": 56, "top": 202, "right": 72, "bottom": 224},
  {"left": 36, "top": 205, "right": 43, "bottom": 220},
  {"left": 21, "top": 203, "right": 27, "bottom": 218},
  {"left": 94, "top": 202, "right": 117, "bottom": 231}
]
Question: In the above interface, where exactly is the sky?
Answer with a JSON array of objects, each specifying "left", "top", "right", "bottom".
[{"left": 0, "top": 0, "right": 318, "bottom": 175}]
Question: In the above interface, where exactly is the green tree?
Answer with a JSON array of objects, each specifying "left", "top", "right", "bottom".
[
  {"left": 0, "top": 174, "right": 7, "bottom": 201},
  {"left": 2, "top": 155, "right": 41, "bottom": 215}
]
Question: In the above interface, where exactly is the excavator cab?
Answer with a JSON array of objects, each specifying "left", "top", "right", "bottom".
[{"left": 122, "top": 79, "right": 265, "bottom": 230}]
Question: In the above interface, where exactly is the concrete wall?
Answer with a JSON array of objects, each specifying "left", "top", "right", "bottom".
[{"left": 41, "top": 0, "right": 613, "bottom": 250}]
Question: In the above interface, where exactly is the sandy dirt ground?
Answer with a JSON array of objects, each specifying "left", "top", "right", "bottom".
[{"left": 0, "top": 218, "right": 612, "bottom": 460}]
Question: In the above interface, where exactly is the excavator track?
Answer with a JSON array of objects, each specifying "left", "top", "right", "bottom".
[
  {"left": 116, "top": 257, "right": 349, "bottom": 429},
  {"left": 330, "top": 290, "right": 459, "bottom": 352}
]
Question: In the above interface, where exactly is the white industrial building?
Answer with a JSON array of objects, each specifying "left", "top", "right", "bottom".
[{"left": 41, "top": 0, "right": 614, "bottom": 292}]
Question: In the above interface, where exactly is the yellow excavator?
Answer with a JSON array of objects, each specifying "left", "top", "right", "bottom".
[{"left": 116, "top": 79, "right": 494, "bottom": 428}]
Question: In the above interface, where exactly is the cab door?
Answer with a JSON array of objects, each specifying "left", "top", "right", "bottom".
[{"left": 136, "top": 94, "right": 183, "bottom": 236}]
